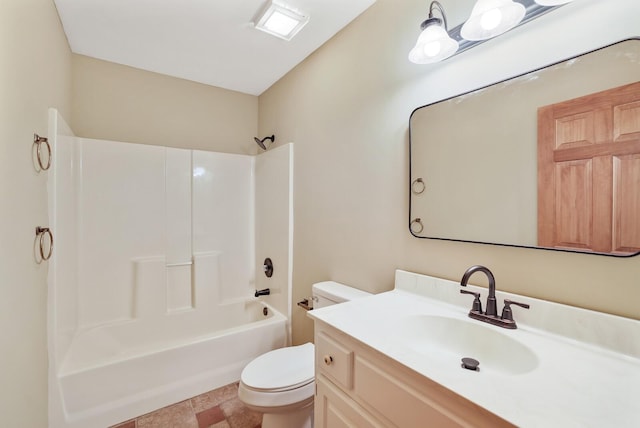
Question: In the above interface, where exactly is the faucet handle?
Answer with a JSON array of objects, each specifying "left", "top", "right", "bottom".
[
  {"left": 460, "top": 289, "right": 483, "bottom": 313},
  {"left": 500, "top": 299, "right": 530, "bottom": 321}
]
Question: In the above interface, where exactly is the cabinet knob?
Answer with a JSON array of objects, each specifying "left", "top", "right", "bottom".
[{"left": 323, "top": 355, "right": 333, "bottom": 366}]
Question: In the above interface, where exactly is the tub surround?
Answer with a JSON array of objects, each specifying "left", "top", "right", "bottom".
[
  {"left": 309, "top": 270, "right": 640, "bottom": 427},
  {"left": 47, "top": 110, "right": 294, "bottom": 428}
]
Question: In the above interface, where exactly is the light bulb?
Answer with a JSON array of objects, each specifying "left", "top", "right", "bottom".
[
  {"left": 424, "top": 41, "right": 442, "bottom": 57},
  {"left": 461, "top": 0, "right": 525, "bottom": 41},
  {"left": 408, "top": 22, "right": 459, "bottom": 64},
  {"left": 480, "top": 9, "right": 502, "bottom": 30}
]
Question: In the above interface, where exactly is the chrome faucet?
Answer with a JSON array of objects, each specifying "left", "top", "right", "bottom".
[{"left": 460, "top": 265, "right": 529, "bottom": 329}]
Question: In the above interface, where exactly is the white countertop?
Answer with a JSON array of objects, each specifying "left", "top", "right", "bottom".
[{"left": 308, "top": 270, "right": 640, "bottom": 427}]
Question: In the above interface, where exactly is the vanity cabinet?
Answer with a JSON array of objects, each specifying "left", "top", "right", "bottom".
[{"left": 314, "top": 322, "right": 514, "bottom": 428}]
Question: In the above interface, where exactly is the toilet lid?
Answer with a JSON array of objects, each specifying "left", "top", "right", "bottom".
[{"left": 241, "top": 342, "right": 315, "bottom": 391}]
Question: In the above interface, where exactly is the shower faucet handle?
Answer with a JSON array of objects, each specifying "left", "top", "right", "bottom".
[{"left": 263, "top": 258, "right": 273, "bottom": 277}]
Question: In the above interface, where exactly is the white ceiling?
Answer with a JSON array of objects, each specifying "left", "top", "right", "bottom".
[{"left": 54, "top": 0, "right": 376, "bottom": 96}]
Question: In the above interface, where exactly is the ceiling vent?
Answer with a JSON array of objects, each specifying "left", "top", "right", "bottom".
[{"left": 254, "top": 1, "right": 309, "bottom": 41}]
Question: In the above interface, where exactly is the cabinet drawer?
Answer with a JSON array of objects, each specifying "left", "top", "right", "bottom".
[{"left": 316, "top": 331, "right": 354, "bottom": 390}]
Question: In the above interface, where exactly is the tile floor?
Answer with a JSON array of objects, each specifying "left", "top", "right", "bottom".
[{"left": 110, "top": 382, "right": 262, "bottom": 428}]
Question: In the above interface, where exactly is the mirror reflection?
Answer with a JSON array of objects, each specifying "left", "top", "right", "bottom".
[{"left": 410, "top": 39, "right": 640, "bottom": 256}]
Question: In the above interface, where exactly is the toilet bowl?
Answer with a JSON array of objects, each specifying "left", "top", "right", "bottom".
[
  {"left": 238, "top": 343, "right": 315, "bottom": 428},
  {"left": 238, "top": 281, "right": 372, "bottom": 428}
]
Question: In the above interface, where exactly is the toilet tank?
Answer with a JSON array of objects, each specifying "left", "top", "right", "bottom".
[{"left": 312, "top": 281, "right": 372, "bottom": 309}]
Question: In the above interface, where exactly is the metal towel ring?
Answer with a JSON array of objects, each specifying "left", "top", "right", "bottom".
[
  {"left": 35, "top": 227, "right": 53, "bottom": 261},
  {"left": 410, "top": 218, "right": 424, "bottom": 234},
  {"left": 412, "top": 178, "right": 425, "bottom": 194},
  {"left": 34, "top": 134, "right": 52, "bottom": 171}
]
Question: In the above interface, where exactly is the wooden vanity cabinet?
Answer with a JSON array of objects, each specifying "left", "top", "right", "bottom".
[{"left": 314, "top": 322, "right": 514, "bottom": 428}]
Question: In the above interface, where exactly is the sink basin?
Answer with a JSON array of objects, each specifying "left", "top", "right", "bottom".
[{"left": 395, "top": 315, "right": 539, "bottom": 375}]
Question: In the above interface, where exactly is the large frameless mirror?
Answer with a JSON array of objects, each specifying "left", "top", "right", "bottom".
[{"left": 409, "top": 38, "right": 640, "bottom": 257}]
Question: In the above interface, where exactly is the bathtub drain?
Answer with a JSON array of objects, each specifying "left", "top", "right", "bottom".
[{"left": 263, "top": 307, "right": 269, "bottom": 316}]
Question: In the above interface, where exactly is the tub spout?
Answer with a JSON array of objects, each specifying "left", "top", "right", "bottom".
[{"left": 255, "top": 288, "right": 270, "bottom": 297}]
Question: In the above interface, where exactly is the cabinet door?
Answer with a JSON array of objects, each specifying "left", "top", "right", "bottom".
[{"left": 315, "top": 375, "right": 383, "bottom": 428}]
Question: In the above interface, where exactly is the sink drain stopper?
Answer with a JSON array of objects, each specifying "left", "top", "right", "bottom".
[{"left": 461, "top": 357, "right": 480, "bottom": 371}]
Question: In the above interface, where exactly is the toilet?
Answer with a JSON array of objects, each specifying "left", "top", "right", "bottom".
[{"left": 238, "top": 281, "right": 372, "bottom": 428}]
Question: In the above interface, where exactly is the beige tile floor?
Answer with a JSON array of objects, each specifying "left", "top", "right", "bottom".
[{"left": 110, "top": 382, "right": 262, "bottom": 428}]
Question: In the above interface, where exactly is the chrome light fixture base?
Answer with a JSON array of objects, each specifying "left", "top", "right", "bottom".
[{"left": 534, "top": 0, "right": 574, "bottom": 5}]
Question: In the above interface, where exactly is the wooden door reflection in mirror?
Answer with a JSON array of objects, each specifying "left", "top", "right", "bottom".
[{"left": 538, "top": 82, "right": 640, "bottom": 255}]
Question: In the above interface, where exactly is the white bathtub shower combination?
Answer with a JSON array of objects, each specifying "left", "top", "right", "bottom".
[{"left": 47, "top": 110, "right": 293, "bottom": 428}]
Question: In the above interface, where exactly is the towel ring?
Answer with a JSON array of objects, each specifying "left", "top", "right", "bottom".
[
  {"left": 34, "top": 134, "right": 51, "bottom": 171},
  {"left": 410, "top": 218, "right": 424, "bottom": 234},
  {"left": 412, "top": 178, "right": 425, "bottom": 194},
  {"left": 36, "top": 226, "right": 53, "bottom": 261}
]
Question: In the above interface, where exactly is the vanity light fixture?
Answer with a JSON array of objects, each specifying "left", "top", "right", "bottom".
[
  {"left": 254, "top": 0, "right": 309, "bottom": 41},
  {"left": 460, "top": 0, "right": 526, "bottom": 41},
  {"left": 408, "top": 1, "right": 459, "bottom": 64},
  {"left": 408, "top": 0, "right": 577, "bottom": 64}
]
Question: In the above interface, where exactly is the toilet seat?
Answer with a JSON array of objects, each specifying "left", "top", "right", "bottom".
[
  {"left": 241, "top": 342, "right": 315, "bottom": 391},
  {"left": 238, "top": 343, "right": 315, "bottom": 411}
]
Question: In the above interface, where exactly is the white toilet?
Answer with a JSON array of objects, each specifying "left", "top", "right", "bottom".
[{"left": 238, "top": 281, "right": 372, "bottom": 428}]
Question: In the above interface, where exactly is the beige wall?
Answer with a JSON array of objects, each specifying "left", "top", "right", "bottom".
[
  {"left": 259, "top": 0, "right": 640, "bottom": 345},
  {"left": 72, "top": 54, "right": 258, "bottom": 153},
  {"left": 0, "top": 0, "right": 72, "bottom": 426}
]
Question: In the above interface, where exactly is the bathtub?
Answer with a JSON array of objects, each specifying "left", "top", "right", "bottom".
[
  {"left": 47, "top": 116, "right": 294, "bottom": 428},
  {"left": 54, "top": 300, "right": 287, "bottom": 428}
]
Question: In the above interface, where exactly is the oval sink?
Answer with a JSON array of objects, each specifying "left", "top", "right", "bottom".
[{"left": 395, "top": 315, "right": 539, "bottom": 375}]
